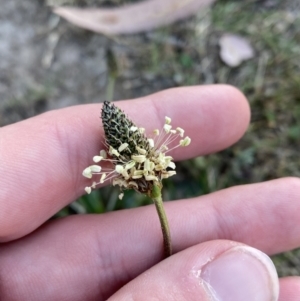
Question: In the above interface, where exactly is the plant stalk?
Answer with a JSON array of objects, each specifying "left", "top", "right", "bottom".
[{"left": 151, "top": 184, "right": 172, "bottom": 257}]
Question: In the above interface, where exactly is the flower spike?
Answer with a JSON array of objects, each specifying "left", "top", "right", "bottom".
[{"left": 82, "top": 101, "right": 191, "bottom": 257}]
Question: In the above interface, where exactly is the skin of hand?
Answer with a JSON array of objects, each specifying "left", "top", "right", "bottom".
[{"left": 0, "top": 85, "right": 300, "bottom": 301}]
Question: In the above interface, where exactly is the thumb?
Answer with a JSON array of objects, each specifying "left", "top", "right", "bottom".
[{"left": 108, "top": 240, "right": 279, "bottom": 301}]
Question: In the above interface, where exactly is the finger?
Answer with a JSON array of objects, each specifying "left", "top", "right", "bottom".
[
  {"left": 0, "top": 85, "right": 250, "bottom": 241},
  {"left": 0, "top": 239, "right": 279, "bottom": 301},
  {"left": 109, "top": 242, "right": 279, "bottom": 301},
  {"left": 0, "top": 178, "right": 299, "bottom": 299},
  {"left": 279, "top": 277, "right": 300, "bottom": 301}
]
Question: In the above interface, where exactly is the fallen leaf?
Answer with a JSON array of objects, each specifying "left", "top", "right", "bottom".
[
  {"left": 219, "top": 33, "right": 254, "bottom": 67},
  {"left": 53, "top": 0, "right": 216, "bottom": 35}
]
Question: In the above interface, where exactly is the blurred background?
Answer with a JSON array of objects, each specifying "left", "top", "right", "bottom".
[{"left": 1, "top": 0, "right": 300, "bottom": 276}]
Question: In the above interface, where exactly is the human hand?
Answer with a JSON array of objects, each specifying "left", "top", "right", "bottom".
[{"left": 0, "top": 85, "right": 299, "bottom": 301}]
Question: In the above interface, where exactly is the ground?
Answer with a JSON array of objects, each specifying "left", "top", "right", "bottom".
[{"left": 1, "top": 0, "right": 300, "bottom": 277}]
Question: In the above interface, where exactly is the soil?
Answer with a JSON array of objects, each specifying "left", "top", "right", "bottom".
[{"left": 0, "top": 0, "right": 178, "bottom": 126}]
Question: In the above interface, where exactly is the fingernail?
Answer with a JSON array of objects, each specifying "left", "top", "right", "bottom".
[{"left": 200, "top": 246, "right": 279, "bottom": 301}]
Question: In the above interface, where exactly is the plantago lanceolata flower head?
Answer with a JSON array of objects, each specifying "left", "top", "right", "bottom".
[{"left": 83, "top": 101, "right": 191, "bottom": 199}]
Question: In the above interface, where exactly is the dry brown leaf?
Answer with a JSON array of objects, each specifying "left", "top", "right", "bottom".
[
  {"left": 53, "top": 0, "right": 216, "bottom": 35},
  {"left": 219, "top": 33, "right": 255, "bottom": 67}
]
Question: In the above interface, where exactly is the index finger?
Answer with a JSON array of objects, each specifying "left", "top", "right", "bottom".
[{"left": 0, "top": 85, "right": 250, "bottom": 242}]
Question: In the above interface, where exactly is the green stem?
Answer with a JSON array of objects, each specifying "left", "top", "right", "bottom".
[
  {"left": 151, "top": 184, "right": 172, "bottom": 257},
  {"left": 105, "top": 75, "right": 115, "bottom": 102}
]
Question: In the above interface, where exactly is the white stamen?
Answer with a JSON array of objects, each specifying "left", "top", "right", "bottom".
[
  {"left": 133, "top": 170, "right": 144, "bottom": 176},
  {"left": 122, "top": 169, "right": 130, "bottom": 179},
  {"left": 180, "top": 136, "right": 191, "bottom": 146},
  {"left": 115, "top": 165, "right": 124, "bottom": 173},
  {"left": 82, "top": 167, "right": 92, "bottom": 179},
  {"left": 119, "top": 193, "right": 124, "bottom": 200},
  {"left": 132, "top": 175, "right": 143, "bottom": 179},
  {"left": 155, "top": 164, "right": 164, "bottom": 171},
  {"left": 145, "top": 175, "right": 158, "bottom": 181},
  {"left": 144, "top": 159, "right": 150, "bottom": 171},
  {"left": 100, "top": 150, "right": 107, "bottom": 159},
  {"left": 90, "top": 165, "right": 101, "bottom": 173},
  {"left": 165, "top": 116, "right": 171, "bottom": 124},
  {"left": 131, "top": 154, "right": 146, "bottom": 163},
  {"left": 163, "top": 124, "right": 172, "bottom": 133},
  {"left": 149, "top": 162, "right": 155, "bottom": 171},
  {"left": 168, "top": 162, "right": 176, "bottom": 169},
  {"left": 167, "top": 171, "right": 176, "bottom": 177},
  {"left": 161, "top": 173, "right": 169, "bottom": 179},
  {"left": 100, "top": 173, "right": 106, "bottom": 183},
  {"left": 118, "top": 143, "right": 129, "bottom": 152},
  {"left": 139, "top": 127, "right": 145, "bottom": 134},
  {"left": 136, "top": 146, "right": 147, "bottom": 155},
  {"left": 158, "top": 152, "right": 164, "bottom": 161},
  {"left": 176, "top": 127, "right": 184, "bottom": 137},
  {"left": 111, "top": 149, "right": 120, "bottom": 157},
  {"left": 148, "top": 138, "right": 154, "bottom": 148},
  {"left": 85, "top": 186, "right": 92, "bottom": 194},
  {"left": 153, "top": 129, "right": 159, "bottom": 136},
  {"left": 165, "top": 157, "right": 172, "bottom": 165},
  {"left": 93, "top": 156, "right": 103, "bottom": 163},
  {"left": 130, "top": 126, "right": 138, "bottom": 132},
  {"left": 125, "top": 161, "right": 136, "bottom": 170}
]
